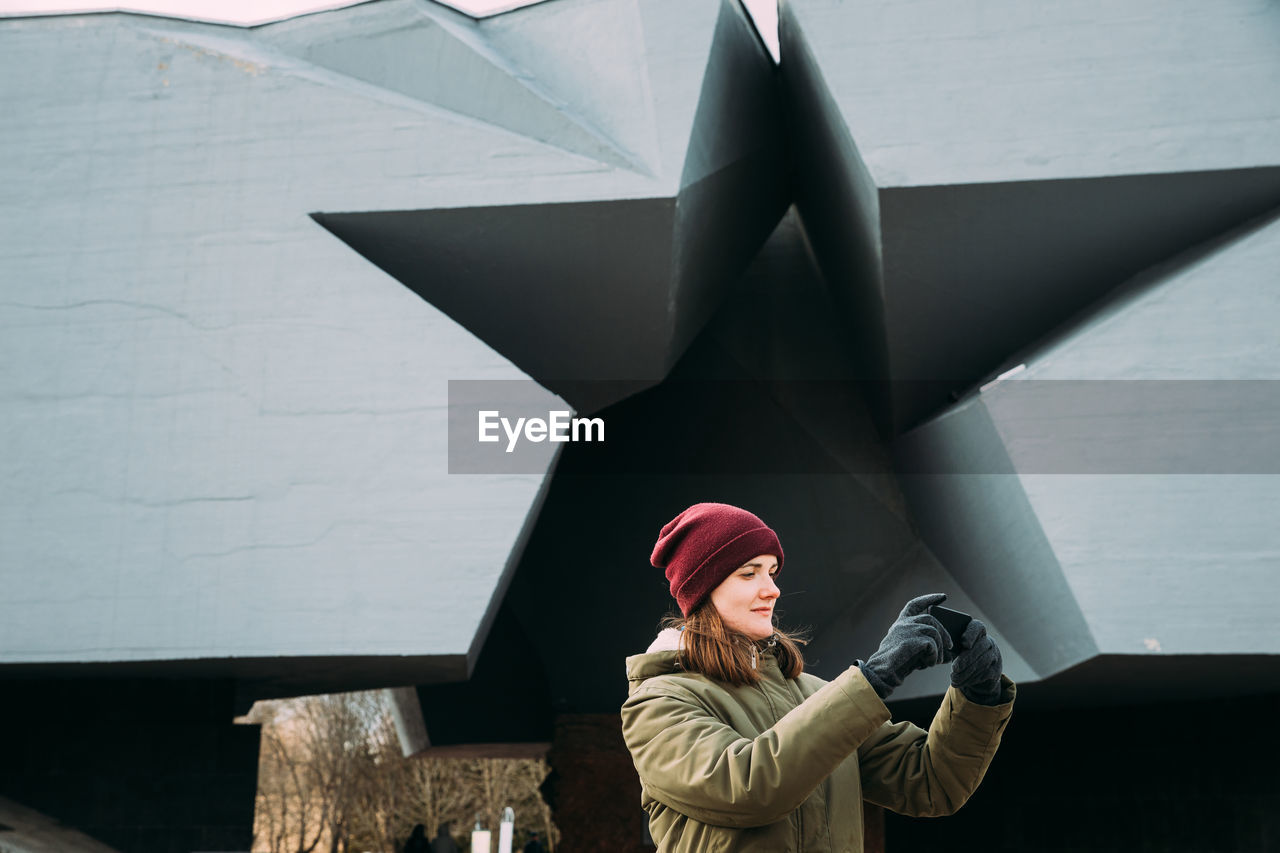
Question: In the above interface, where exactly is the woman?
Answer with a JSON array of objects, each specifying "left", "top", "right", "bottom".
[{"left": 621, "top": 503, "right": 1014, "bottom": 852}]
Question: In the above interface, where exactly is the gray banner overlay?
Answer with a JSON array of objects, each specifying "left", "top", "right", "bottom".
[
  {"left": 448, "top": 379, "right": 580, "bottom": 474},
  {"left": 448, "top": 379, "right": 1280, "bottom": 474},
  {"left": 963, "top": 378, "right": 1280, "bottom": 475}
]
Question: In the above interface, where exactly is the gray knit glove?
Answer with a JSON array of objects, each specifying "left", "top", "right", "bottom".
[
  {"left": 857, "top": 593, "right": 953, "bottom": 701},
  {"left": 950, "top": 619, "right": 1005, "bottom": 705}
]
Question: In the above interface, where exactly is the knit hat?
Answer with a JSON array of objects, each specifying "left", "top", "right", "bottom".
[{"left": 651, "top": 503, "right": 784, "bottom": 616}]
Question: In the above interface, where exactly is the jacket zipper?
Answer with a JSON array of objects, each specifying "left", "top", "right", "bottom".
[{"left": 753, "top": 640, "right": 802, "bottom": 852}]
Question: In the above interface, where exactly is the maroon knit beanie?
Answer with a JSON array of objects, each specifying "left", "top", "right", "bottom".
[{"left": 651, "top": 503, "right": 784, "bottom": 616}]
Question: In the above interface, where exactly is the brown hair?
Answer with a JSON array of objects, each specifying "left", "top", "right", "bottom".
[{"left": 662, "top": 602, "right": 807, "bottom": 687}]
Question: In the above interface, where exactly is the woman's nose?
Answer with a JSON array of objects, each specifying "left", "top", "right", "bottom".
[{"left": 761, "top": 577, "right": 780, "bottom": 599}]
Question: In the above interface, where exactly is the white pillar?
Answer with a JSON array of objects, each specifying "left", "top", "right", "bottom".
[{"left": 498, "top": 806, "right": 515, "bottom": 853}]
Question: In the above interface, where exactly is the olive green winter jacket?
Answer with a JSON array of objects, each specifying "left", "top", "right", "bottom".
[{"left": 621, "top": 643, "right": 1014, "bottom": 852}]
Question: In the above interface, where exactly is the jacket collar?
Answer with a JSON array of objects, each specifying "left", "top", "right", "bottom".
[
  {"left": 626, "top": 649, "right": 681, "bottom": 685},
  {"left": 626, "top": 631, "right": 781, "bottom": 691}
]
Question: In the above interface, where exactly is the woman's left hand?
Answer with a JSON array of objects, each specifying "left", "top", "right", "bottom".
[{"left": 950, "top": 620, "right": 1005, "bottom": 705}]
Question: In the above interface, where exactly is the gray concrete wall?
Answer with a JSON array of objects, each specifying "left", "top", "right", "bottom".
[
  {"left": 0, "top": 9, "right": 561, "bottom": 678},
  {"left": 782, "top": 0, "right": 1280, "bottom": 432},
  {"left": 0, "top": 0, "right": 786, "bottom": 690},
  {"left": 784, "top": 0, "right": 1280, "bottom": 188},
  {"left": 4, "top": 0, "right": 1278, "bottom": 729},
  {"left": 897, "top": 210, "right": 1280, "bottom": 676},
  {"left": 994, "top": 211, "right": 1280, "bottom": 657}
]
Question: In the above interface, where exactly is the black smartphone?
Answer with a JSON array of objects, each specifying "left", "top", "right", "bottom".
[{"left": 929, "top": 604, "right": 973, "bottom": 648}]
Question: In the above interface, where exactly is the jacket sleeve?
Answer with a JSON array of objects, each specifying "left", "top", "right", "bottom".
[
  {"left": 857, "top": 676, "right": 1015, "bottom": 817},
  {"left": 620, "top": 666, "right": 891, "bottom": 828}
]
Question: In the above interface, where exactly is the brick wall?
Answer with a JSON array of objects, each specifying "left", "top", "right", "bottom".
[{"left": 544, "top": 714, "right": 648, "bottom": 853}]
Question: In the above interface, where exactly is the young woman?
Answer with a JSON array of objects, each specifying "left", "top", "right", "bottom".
[{"left": 621, "top": 502, "right": 1014, "bottom": 852}]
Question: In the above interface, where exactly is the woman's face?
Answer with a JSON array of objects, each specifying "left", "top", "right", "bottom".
[{"left": 709, "top": 554, "right": 780, "bottom": 641}]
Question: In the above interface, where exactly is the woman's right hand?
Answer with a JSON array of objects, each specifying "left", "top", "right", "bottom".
[{"left": 857, "top": 593, "right": 953, "bottom": 700}]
